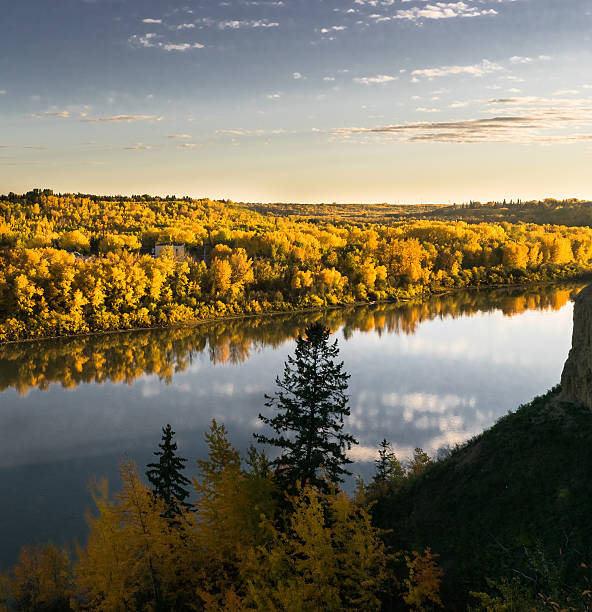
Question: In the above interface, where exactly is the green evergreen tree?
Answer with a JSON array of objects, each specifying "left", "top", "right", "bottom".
[
  {"left": 146, "top": 424, "right": 191, "bottom": 518},
  {"left": 255, "top": 323, "right": 358, "bottom": 491},
  {"left": 373, "top": 439, "right": 404, "bottom": 484}
]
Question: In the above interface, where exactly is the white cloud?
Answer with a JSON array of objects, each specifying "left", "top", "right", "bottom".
[
  {"left": 320, "top": 25, "right": 347, "bottom": 33},
  {"left": 219, "top": 19, "right": 279, "bottom": 29},
  {"left": 267, "top": 93, "right": 281, "bottom": 99},
  {"left": 554, "top": 89, "right": 580, "bottom": 96},
  {"left": 83, "top": 114, "right": 157, "bottom": 123},
  {"left": 395, "top": 2, "right": 497, "bottom": 22},
  {"left": 162, "top": 43, "right": 204, "bottom": 51},
  {"left": 129, "top": 33, "right": 204, "bottom": 51},
  {"left": 335, "top": 95, "right": 592, "bottom": 144},
  {"left": 168, "top": 134, "right": 191, "bottom": 139},
  {"left": 31, "top": 111, "right": 70, "bottom": 119},
  {"left": 509, "top": 56, "right": 533, "bottom": 64},
  {"left": 142, "top": 18, "right": 162, "bottom": 24},
  {"left": 125, "top": 143, "right": 151, "bottom": 150},
  {"left": 174, "top": 23, "right": 195, "bottom": 30},
  {"left": 412, "top": 59, "right": 503, "bottom": 79},
  {"left": 178, "top": 143, "right": 198, "bottom": 148},
  {"left": 354, "top": 74, "right": 397, "bottom": 84},
  {"left": 293, "top": 72, "right": 304, "bottom": 79},
  {"left": 0, "top": 90, "right": 6, "bottom": 95}
]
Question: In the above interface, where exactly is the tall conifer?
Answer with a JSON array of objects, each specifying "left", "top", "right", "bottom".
[
  {"left": 146, "top": 424, "right": 191, "bottom": 517},
  {"left": 255, "top": 323, "right": 357, "bottom": 491}
]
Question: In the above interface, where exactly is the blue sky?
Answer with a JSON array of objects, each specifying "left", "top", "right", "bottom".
[{"left": 1, "top": 0, "right": 592, "bottom": 202}]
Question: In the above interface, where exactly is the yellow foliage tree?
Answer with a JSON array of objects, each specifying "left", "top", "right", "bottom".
[
  {"left": 244, "top": 484, "right": 390, "bottom": 611},
  {"left": 403, "top": 548, "right": 444, "bottom": 610},
  {"left": 2, "top": 543, "right": 72, "bottom": 611}
]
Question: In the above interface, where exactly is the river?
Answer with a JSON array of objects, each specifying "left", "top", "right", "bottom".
[{"left": 0, "top": 283, "right": 583, "bottom": 567}]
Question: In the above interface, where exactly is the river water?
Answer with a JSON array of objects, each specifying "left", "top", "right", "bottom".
[{"left": 0, "top": 283, "right": 583, "bottom": 567}]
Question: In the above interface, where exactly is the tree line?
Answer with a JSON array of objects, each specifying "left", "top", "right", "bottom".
[
  {"left": 2, "top": 192, "right": 592, "bottom": 342},
  {"left": 0, "top": 284, "right": 581, "bottom": 395}
]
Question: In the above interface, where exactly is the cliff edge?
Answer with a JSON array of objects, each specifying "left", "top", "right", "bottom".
[{"left": 560, "top": 283, "right": 592, "bottom": 408}]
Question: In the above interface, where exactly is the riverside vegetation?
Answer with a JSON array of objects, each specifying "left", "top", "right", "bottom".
[
  {"left": 2, "top": 191, "right": 592, "bottom": 342},
  {"left": 2, "top": 323, "right": 592, "bottom": 610},
  {"left": 0, "top": 282, "right": 582, "bottom": 396}
]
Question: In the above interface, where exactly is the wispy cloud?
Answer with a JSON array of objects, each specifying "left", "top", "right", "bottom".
[
  {"left": 394, "top": 2, "right": 497, "bottom": 22},
  {"left": 83, "top": 115, "right": 158, "bottom": 123},
  {"left": 178, "top": 143, "right": 198, "bottom": 148},
  {"left": 218, "top": 19, "right": 279, "bottom": 29},
  {"left": 412, "top": 59, "right": 503, "bottom": 79},
  {"left": 124, "top": 143, "right": 152, "bottom": 150},
  {"left": 168, "top": 134, "right": 191, "bottom": 139},
  {"left": 0, "top": 90, "right": 6, "bottom": 95},
  {"left": 129, "top": 33, "right": 204, "bottom": 51},
  {"left": 354, "top": 74, "right": 397, "bottom": 84},
  {"left": 31, "top": 111, "right": 70, "bottom": 119},
  {"left": 335, "top": 96, "right": 592, "bottom": 144},
  {"left": 509, "top": 56, "right": 533, "bottom": 64},
  {"left": 320, "top": 25, "right": 347, "bottom": 33},
  {"left": 216, "top": 128, "right": 285, "bottom": 136}
]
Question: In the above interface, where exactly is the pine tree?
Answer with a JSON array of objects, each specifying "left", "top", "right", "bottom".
[
  {"left": 373, "top": 439, "right": 404, "bottom": 484},
  {"left": 146, "top": 424, "right": 191, "bottom": 518},
  {"left": 255, "top": 323, "right": 357, "bottom": 491}
]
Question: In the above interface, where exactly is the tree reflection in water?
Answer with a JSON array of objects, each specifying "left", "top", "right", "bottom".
[{"left": 0, "top": 283, "right": 583, "bottom": 396}]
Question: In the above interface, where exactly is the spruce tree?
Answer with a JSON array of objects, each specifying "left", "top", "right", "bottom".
[
  {"left": 146, "top": 424, "right": 191, "bottom": 518},
  {"left": 373, "top": 439, "right": 404, "bottom": 484},
  {"left": 255, "top": 323, "right": 358, "bottom": 491}
]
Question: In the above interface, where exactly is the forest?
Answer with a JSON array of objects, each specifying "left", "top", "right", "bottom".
[{"left": 1, "top": 190, "right": 592, "bottom": 342}]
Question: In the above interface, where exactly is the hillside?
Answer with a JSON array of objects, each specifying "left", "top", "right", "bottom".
[
  {"left": 373, "top": 387, "right": 592, "bottom": 608},
  {"left": 417, "top": 199, "right": 592, "bottom": 227},
  {"left": 237, "top": 201, "right": 444, "bottom": 223}
]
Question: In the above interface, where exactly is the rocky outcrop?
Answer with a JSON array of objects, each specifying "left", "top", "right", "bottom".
[{"left": 560, "top": 284, "right": 592, "bottom": 408}]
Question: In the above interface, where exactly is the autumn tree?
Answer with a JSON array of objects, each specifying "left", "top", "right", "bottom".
[
  {"left": 255, "top": 323, "right": 358, "bottom": 491},
  {"left": 75, "top": 461, "right": 188, "bottom": 611},
  {"left": 403, "top": 548, "right": 444, "bottom": 610},
  {"left": 244, "top": 483, "right": 390, "bottom": 610},
  {"left": 146, "top": 424, "right": 191, "bottom": 518},
  {"left": 407, "top": 447, "right": 432, "bottom": 477},
  {"left": 2, "top": 543, "right": 73, "bottom": 611}
]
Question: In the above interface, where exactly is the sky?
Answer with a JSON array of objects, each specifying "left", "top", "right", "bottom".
[{"left": 1, "top": 0, "right": 592, "bottom": 203}]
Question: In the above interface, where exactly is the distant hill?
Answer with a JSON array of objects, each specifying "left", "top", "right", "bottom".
[
  {"left": 238, "top": 199, "right": 592, "bottom": 228},
  {"left": 415, "top": 198, "right": 592, "bottom": 227},
  {"left": 237, "top": 201, "right": 445, "bottom": 223}
]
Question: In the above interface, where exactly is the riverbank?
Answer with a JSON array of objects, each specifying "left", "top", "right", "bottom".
[{"left": 1, "top": 273, "right": 590, "bottom": 346}]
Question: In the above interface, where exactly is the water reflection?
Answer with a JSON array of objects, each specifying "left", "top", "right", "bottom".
[
  {"left": 0, "top": 283, "right": 581, "bottom": 395},
  {"left": 0, "top": 282, "right": 584, "bottom": 567}
]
